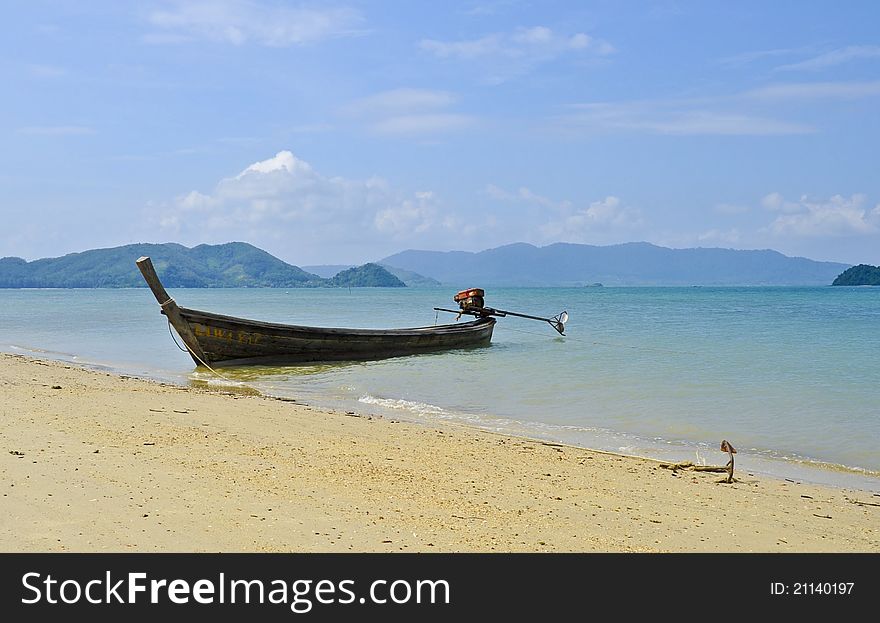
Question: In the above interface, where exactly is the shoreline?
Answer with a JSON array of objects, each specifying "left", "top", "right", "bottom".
[
  {"left": 9, "top": 342, "right": 880, "bottom": 494},
  {"left": 1, "top": 352, "right": 877, "bottom": 552}
]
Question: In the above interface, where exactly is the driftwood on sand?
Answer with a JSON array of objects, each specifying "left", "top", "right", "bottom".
[{"left": 659, "top": 440, "right": 737, "bottom": 483}]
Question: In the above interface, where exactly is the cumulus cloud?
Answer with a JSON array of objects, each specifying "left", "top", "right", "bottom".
[
  {"left": 484, "top": 185, "right": 643, "bottom": 244},
  {"left": 578, "top": 196, "right": 642, "bottom": 227},
  {"left": 374, "top": 191, "right": 441, "bottom": 235},
  {"left": 145, "top": 0, "right": 363, "bottom": 46},
  {"left": 540, "top": 196, "right": 644, "bottom": 242},
  {"left": 155, "top": 151, "right": 458, "bottom": 261},
  {"left": 762, "top": 193, "right": 880, "bottom": 237}
]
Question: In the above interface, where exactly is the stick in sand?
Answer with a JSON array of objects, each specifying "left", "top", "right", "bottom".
[{"left": 720, "top": 439, "right": 736, "bottom": 483}]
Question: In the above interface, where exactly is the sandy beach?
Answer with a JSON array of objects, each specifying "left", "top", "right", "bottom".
[{"left": 0, "top": 352, "right": 877, "bottom": 552}]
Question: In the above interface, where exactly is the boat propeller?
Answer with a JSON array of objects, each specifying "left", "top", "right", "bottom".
[
  {"left": 434, "top": 288, "right": 569, "bottom": 336},
  {"left": 550, "top": 311, "right": 569, "bottom": 335}
]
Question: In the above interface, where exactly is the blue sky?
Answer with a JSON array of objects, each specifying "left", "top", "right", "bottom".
[{"left": 3, "top": 1, "right": 879, "bottom": 265}]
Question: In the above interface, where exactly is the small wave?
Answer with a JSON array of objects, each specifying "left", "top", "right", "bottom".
[
  {"left": 358, "top": 394, "right": 448, "bottom": 416},
  {"left": 9, "top": 344, "right": 79, "bottom": 359}
]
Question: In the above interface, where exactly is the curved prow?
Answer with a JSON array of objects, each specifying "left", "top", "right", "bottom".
[
  {"left": 136, "top": 255, "right": 173, "bottom": 306},
  {"left": 136, "top": 256, "right": 207, "bottom": 365}
]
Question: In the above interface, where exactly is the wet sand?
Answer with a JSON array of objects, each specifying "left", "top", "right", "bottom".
[{"left": 1, "top": 353, "right": 877, "bottom": 552}]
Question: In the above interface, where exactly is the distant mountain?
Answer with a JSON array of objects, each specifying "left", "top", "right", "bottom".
[
  {"left": 1, "top": 241, "right": 853, "bottom": 288},
  {"left": 2, "top": 242, "right": 327, "bottom": 288},
  {"left": 302, "top": 264, "right": 355, "bottom": 279},
  {"left": 327, "top": 263, "right": 405, "bottom": 287},
  {"left": 303, "top": 263, "right": 440, "bottom": 287},
  {"left": 379, "top": 264, "right": 440, "bottom": 287},
  {"left": 381, "top": 242, "right": 850, "bottom": 286},
  {"left": 832, "top": 264, "right": 880, "bottom": 286}
]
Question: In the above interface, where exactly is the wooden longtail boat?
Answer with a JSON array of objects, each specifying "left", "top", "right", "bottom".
[{"left": 136, "top": 256, "right": 495, "bottom": 366}]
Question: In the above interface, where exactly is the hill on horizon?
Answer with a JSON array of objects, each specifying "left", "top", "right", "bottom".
[
  {"left": 327, "top": 263, "right": 405, "bottom": 288},
  {"left": 303, "top": 263, "right": 441, "bottom": 287},
  {"left": 0, "top": 241, "right": 854, "bottom": 288},
  {"left": 832, "top": 264, "right": 880, "bottom": 286},
  {"left": 0, "top": 243, "right": 399, "bottom": 288},
  {"left": 380, "top": 242, "right": 850, "bottom": 286}
]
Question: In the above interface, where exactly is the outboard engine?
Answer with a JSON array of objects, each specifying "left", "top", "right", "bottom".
[
  {"left": 437, "top": 288, "right": 567, "bottom": 335},
  {"left": 454, "top": 288, "right": 485, "bottom": 312}
]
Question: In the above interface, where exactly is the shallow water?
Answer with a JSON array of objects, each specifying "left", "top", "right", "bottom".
[{"left": 2, "top": 286, "right": 878, "bottom": 491}]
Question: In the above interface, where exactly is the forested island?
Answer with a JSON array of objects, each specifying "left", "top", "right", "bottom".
[
  {"left": 327, "top": 263, "right": 404, "bottom": 288},
  {"left": 832, "top": 264, "right": 880, "bottom": 286},
  {"left": 0, "top": 242, "right": 406, "bottom": 288}
]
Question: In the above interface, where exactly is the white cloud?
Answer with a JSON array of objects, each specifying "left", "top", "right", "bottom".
[
  {"left": 344, "top": 88, "right": 476, "bottom": 137},
  {"left": 517, "top": 187, "right": 564, "bottom": 210},
  {"left": 145, "top": 0, "right": 363, "bottom": 46},
  {"left": 581, "top": 196, "right": 639, "bottom": 226},
  {"left": 762, "top": 193, "right": 879, "bottom": 237},
  {"left": 558, "top": 103, "right": 813, "bottom": 136},
  {"left": 420, "top": 25, "right": 613, "bottom": 82},
  {"left": 155, "top": 151, "right": 458, "bottom": 260},
  {"left": 374, "top": 191, "right": 441, "bottom": 235},
  {"left": 485, "top": 185, "right": 640, "bottom": 244},
  {"left": 484, "top": 183, "right": 570, "bottom": 211},
  {"left": 422, "top": 26, "right": 610, "bottom": 59},
  {"left": 540, "top": 196, "right": 643, "bottom": 242},
  {"left": 776, "top": 45, "right": 880, "bottom": 72},
  {"left": 345, "top": 89, "right": 458, "bottom": 116},
  {"left": 178, "top": 190, "right": 211, "bottom": 210},
  {"left": 745, "top": 81, "right": 880, "bottom": 100},
  {"left": 718, "top": 47, "right": 805, "bottom": 67},
  {"left": 556, "top": 79, "right": 880, "bottom": 138},
  {"left": 420, "top": 34, "right": 505, "bottom": 60},
  {"left": 512, "top": 26, "right": 553, "bottom": 45},
  {"left": 568, "top": 33, "right": 591, "bottom": 50},
  {"left": 697, "top": 228, "right": 742, "bottom": 245},
  {"left": 234, "top": 149, "right": 304, "bottom": 177},
  {"left": 484, "top": 183, "right": 516, "bottom": 201},
  {"left": 762, "top": 192, "right": 783, "bottom": 210}
]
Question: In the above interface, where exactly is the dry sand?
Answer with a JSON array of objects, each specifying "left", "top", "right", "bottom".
[{"left": 1, "top": 353, "right": 877, "bottom": 552}]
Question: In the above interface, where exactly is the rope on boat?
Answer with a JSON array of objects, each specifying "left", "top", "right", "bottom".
[
  {"left": 167, "top": 319, "right": 237, "bottom": 383},
  {"left": 167, "top": 320, "right": 189, "bottom": 352}
]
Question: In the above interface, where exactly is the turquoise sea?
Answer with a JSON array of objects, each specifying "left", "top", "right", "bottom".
[{"left": 2, "top": 286, "right": 878, "bottom": 492}]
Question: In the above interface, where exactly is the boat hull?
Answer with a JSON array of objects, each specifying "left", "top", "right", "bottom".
[{"left": 172, "top": 307, "right": 496, "bottom": 366}]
